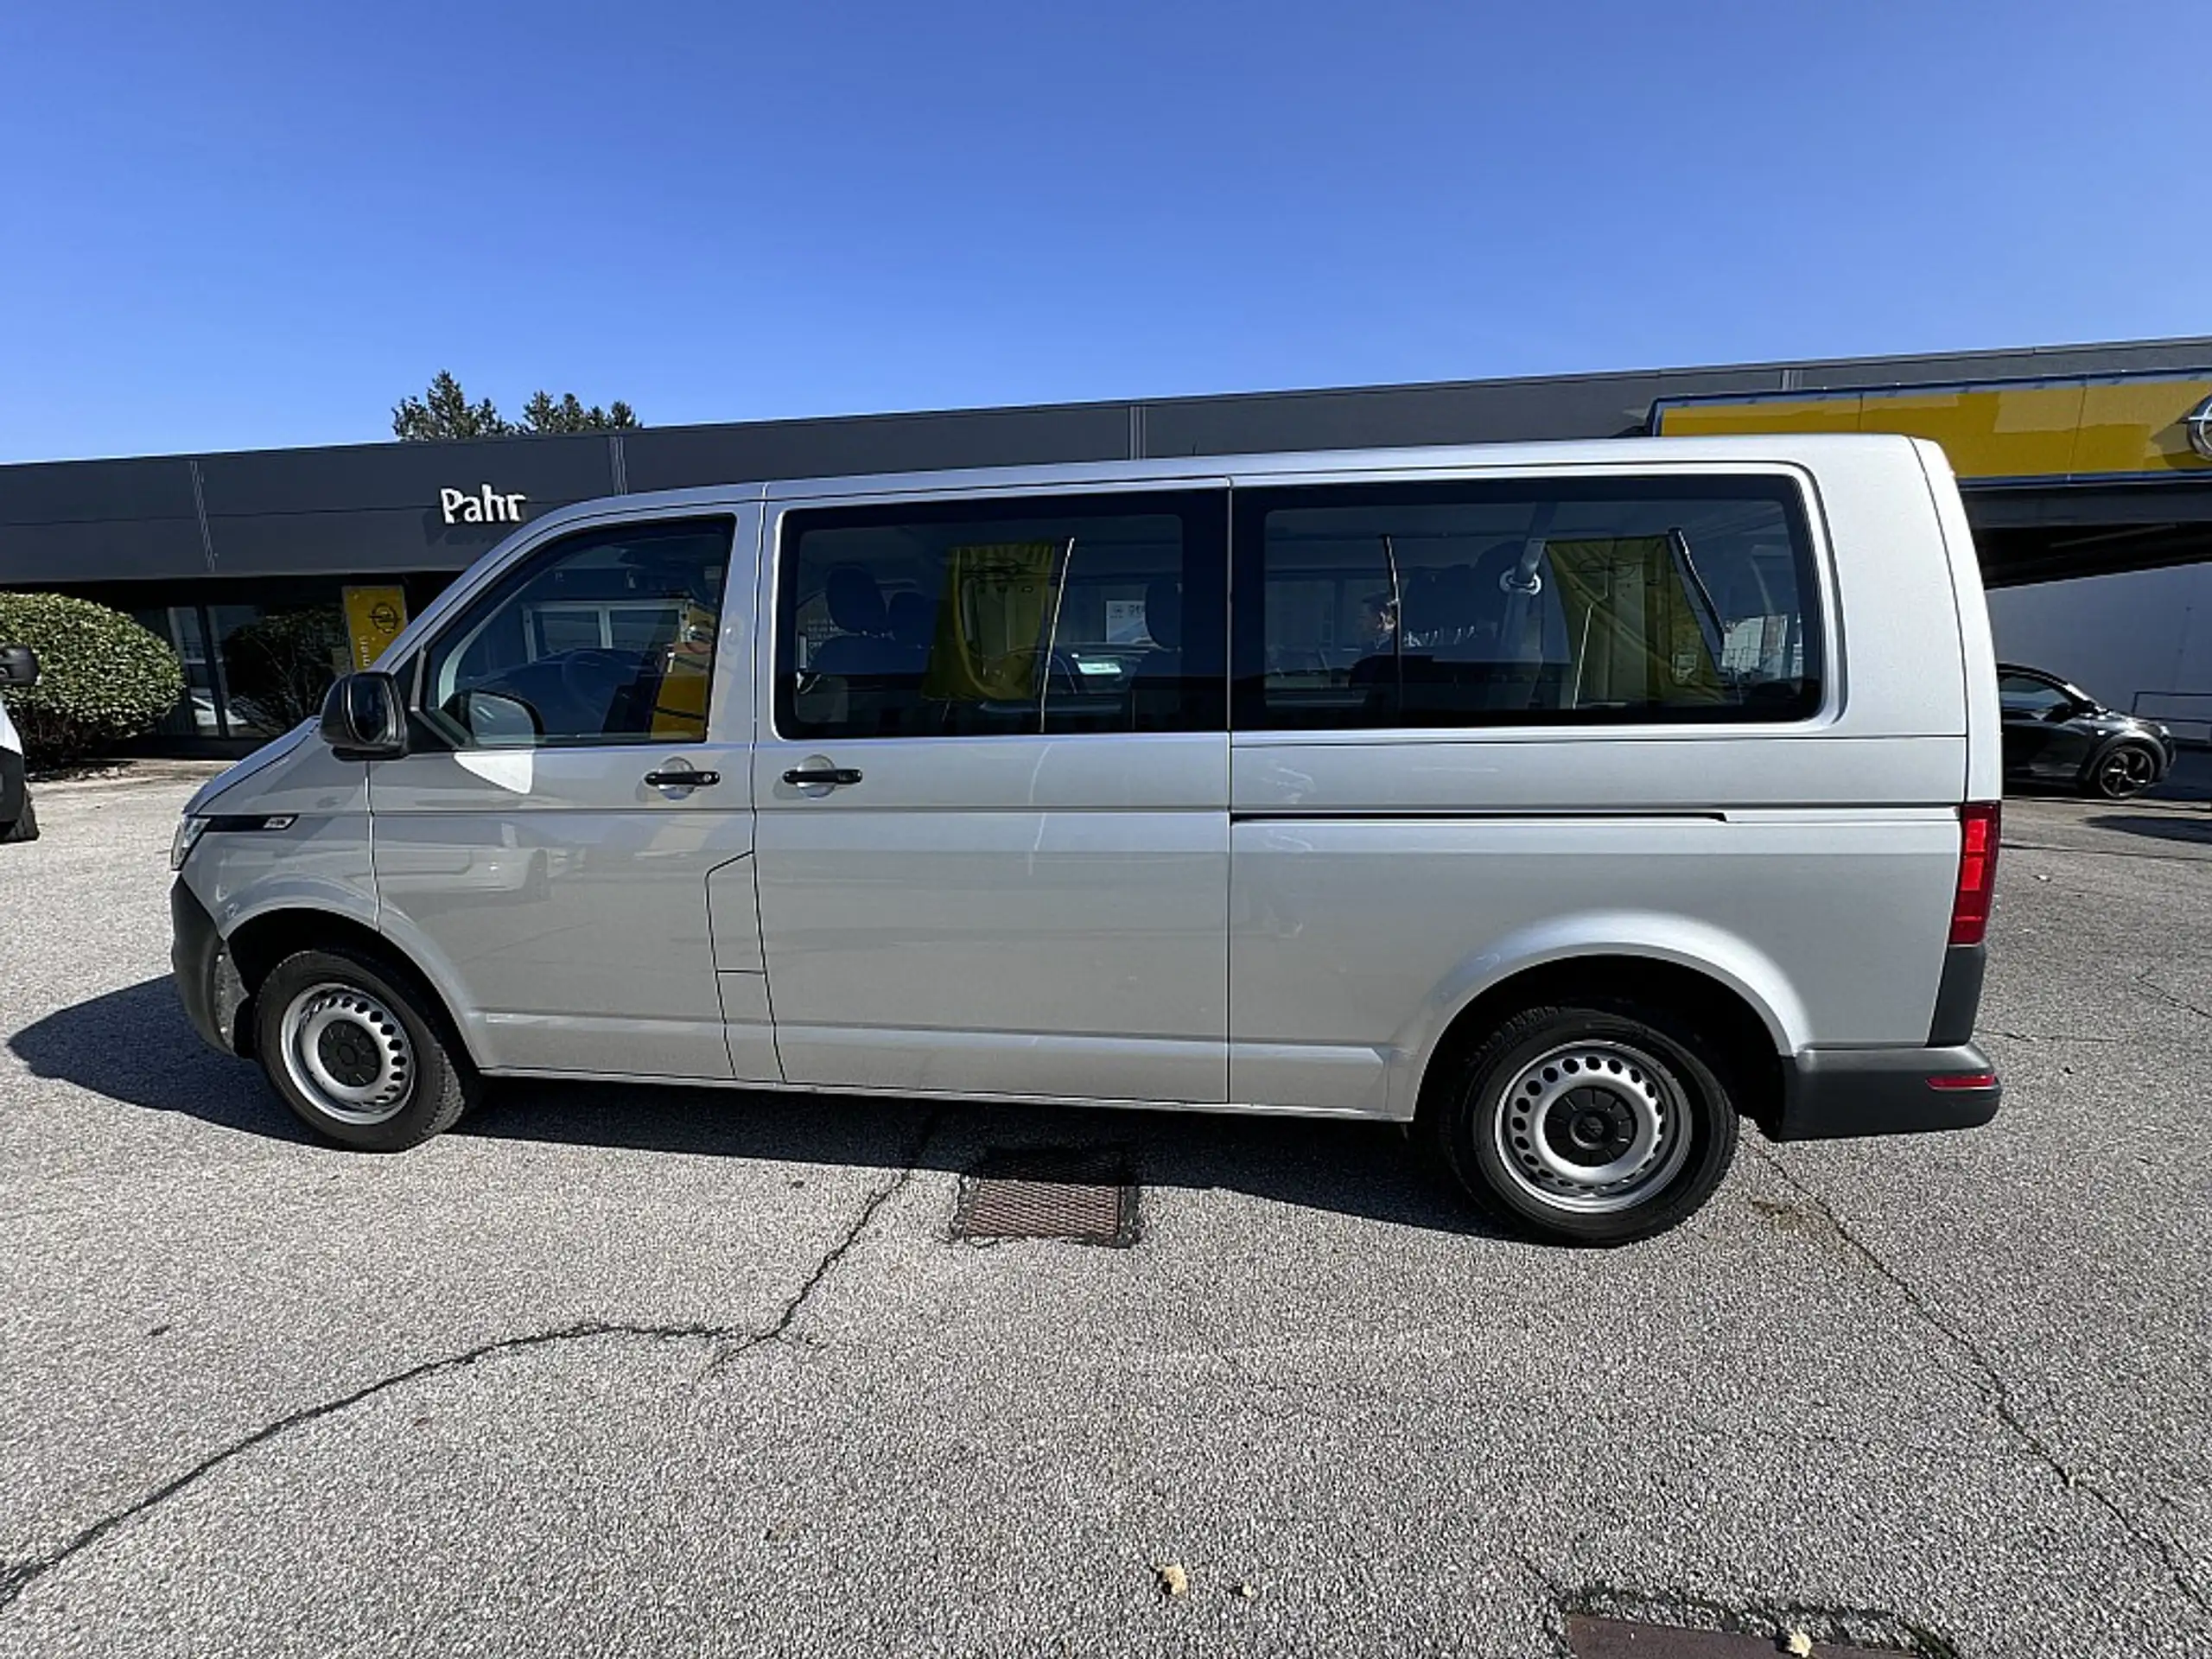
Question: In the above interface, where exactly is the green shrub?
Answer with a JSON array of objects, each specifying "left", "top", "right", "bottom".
[
  {"left": 0, "top": 592, "right": 187, "bottom": 766},
  {"left": 220, "top": 607, "right": 350, "bottom": 734}
]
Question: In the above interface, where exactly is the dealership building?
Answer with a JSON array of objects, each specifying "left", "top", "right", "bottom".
[{"left": 2, "top": 335, "right": 2209, "bottom": 753}]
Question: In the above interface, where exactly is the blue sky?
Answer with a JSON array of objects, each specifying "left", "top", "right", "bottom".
[{"left": 3, "top": 2, "right": 2205, "bottom": 461}]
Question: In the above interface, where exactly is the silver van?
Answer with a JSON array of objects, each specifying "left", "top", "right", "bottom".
[{"left": 171, "top": 435, "right": 2003, "bottom": 1243}]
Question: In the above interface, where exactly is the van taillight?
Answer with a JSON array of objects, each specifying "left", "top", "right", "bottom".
[{"left": 1949, "top": 801, "right": 2000, "bottom": 946}]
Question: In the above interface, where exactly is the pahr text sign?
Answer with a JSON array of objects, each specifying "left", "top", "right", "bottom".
[{"left": 441, "top": 485, "right": 529, "bottom": 525}]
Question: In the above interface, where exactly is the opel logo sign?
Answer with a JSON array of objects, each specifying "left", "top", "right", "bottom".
[{"left": 2189, "top": 393, "right": 2212, "bottom": 461}]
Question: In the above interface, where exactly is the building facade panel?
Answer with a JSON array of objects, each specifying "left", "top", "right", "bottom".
[
  {"left": 0, "top": 518, "right": 211, "bottom": 586},
  {"left": 201, "top": 509, "right": 518, "bottom": 577},
  {"left": 0, "top": 454, "right": 200, "bottom": 526},
  {"left": 624, "top": 402, "right": 1135, "bottom": 493},
  {"left": 1986, "top": 563, "right": 2212, "bottom": 742},
  {"left": 194, "top": 432, "right": 616, "bottom": 517}
]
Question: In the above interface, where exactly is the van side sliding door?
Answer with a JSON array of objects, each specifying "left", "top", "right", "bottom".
[{"left": 750, "top": 486, "right": 1231, "bottom": 1103}]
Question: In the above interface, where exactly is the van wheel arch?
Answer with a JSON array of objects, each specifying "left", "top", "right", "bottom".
[
  {"left": 1414, "top": 956, "right": 1784, "bottom": 1135},
  {"left": 224, "top": 910, "right": 465, "bottom": 1065}
]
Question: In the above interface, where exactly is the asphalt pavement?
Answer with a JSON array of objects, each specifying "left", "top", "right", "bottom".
[{"left": 0, "top": 768, "right": 2206, "bottom": 1658}]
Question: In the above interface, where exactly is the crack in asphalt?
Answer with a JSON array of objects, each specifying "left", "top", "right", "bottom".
[
  {"left": 1987, "top": 1027, "right": 2125, "bottom": 1045},
  {"left": 1185, "top": 1332, "right": 1338, "bottom": 1431},
  {"left": 1754, "top": 1147, "right": 2210, "bottom": 1616},
  {"left": 0, "top": 1110, "right": 943, "bottom": 1615},
  {"left": 706, "top": 1112, "right": 940, "bottom": 1370},
  {"left": 2131, "top": 969, "right": 2212, "bottom": 1024}
]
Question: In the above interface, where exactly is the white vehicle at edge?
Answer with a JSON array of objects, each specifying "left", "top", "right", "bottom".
[
  {"left": 169, "top": 435, "right": 2005, "bottom": 1245},
  {"left": 0, "top": 644, "right": 39, "bottom": 843}
]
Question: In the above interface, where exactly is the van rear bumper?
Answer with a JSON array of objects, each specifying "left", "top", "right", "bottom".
[
  {"left": 172, "top": 879, "right": 247, "bottom": 1057},
  {"left": 1770, "top": 1043, "right": 2000, "bottom": 1141}
]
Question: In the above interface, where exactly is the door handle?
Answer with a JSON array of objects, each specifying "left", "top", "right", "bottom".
[
  {"left": 644, "top": 767, "right": 721, "bottom": 789},
  {"left": 783, "top": 766, "right": 862, "bottom": 787}
]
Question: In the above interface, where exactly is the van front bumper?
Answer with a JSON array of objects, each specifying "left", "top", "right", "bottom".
[
  {"left": 1770, "top": 1044, "right": 2000, "bottom": 1141},
  {"left": 172, "top": 879, "right": 247, "bottom": 1057}
]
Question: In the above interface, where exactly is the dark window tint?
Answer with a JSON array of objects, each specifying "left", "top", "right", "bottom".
[
  {"left": 213, "top": 601, "right": 351, "bottom": 739},
  {"left": 1233, "top": 475, "right": 1821, "bottom": 730},
  {"left": 1998, "top": 672, "right": 2072, "bottom": 717},
  {"left": 774, "top": 491, "right": 1226, "bottom": 739},
  {"left": 418, "top": 518, "right": 733, "bottom": 748}
]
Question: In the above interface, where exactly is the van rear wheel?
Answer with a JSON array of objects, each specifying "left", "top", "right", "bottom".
[
  {"left": 253, "top": 946, "right": 479, "bottom": 1151},
  {"left": 1424, "top": 1002, "right": 1738, "bottom": 1245}
]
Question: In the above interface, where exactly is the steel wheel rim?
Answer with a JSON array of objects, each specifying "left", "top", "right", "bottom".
[
  {"left": 277, "top": 982, "right": 415, "bottom": 1125},
  {"left": 2099, "top": 747, "right": 2152, "bottom": 796},
  {"left": 1491, "top": 1039, "right": 1694, "bottom": 1215}
]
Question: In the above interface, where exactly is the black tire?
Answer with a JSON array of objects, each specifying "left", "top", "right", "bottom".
[
  {"left": 2086, "top": 741, "right": 2160, "bottom": 801},
  {"left": 252, "top": 945, "right": 479, "bottom": 1150},
  {"left": 0, "top": 793, "right": 36, "bottom": 844},
  {"left": 1421, "top": 1001, "right": 1740, "bottom": 1246}
]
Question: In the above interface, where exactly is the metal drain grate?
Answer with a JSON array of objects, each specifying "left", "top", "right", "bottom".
[
  {"left": 951, "top": 1147, "right": 1139, "bottom": 1247},
  {"left": 1567, "top": 1617, "right": 1909, "bottom": 1657}
]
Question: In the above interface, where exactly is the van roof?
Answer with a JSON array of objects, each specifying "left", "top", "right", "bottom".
[{"left": 531, "top": 430, "right": 1933, "bottom": 525}]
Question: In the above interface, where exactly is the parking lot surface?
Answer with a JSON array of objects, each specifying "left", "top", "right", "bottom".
[{"left": 2, "top": 769, "right": 2207, "bottom": 1658}]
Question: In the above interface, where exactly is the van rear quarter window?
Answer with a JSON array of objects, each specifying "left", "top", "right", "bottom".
[{"left": 1231, "top": 474, "right": 1822, "bottom": 730}]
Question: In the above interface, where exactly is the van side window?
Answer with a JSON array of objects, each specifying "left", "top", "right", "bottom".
[
  {"left": 1231, "top": 475, "right": 1821, "bottom": 730},
  {"left": 416, "top": 517, "right": 734, "bottom": 748},
  {"left": 773, "top": 491, "right": 1227, "bottom": 739}
]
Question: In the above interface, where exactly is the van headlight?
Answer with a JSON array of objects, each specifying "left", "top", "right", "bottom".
[{"left": 171, "top": 816, "right": 209, "bottom": 870}]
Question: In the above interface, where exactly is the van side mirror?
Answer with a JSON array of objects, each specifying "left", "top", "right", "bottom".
[
  {"left": 318, "top": 671, "right": 408, "bottom": 760},
  {"left": 0, "top": 645, "right": 39, "bottom": 688}
]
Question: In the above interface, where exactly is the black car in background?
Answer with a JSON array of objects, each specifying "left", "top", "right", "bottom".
[{"left": 1999, "top": 663, "right": 2177, "bottom": 799}]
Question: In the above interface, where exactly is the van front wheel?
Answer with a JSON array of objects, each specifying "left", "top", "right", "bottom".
[
  {"left": 1425, "top": 1002, "right": 1738, "bottom": 1245},
  {"left": 253, "top": 947, "right": 479, "bottom": 1151}
]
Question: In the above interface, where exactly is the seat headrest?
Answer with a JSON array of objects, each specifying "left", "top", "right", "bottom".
[
  {"left": 886, "top": 590, "right": 934, "bottom": 649},
  {"left": 1145, "top": 577, "right": 1183, "bottom": 650},
  {"left": 1432, "top": 563, "right": 1478, "bottom": 633},
  {"left": 825, "top": 566, "right": 887, "bottom": 636}
]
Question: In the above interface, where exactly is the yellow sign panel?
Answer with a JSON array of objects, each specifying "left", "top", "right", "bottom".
[
  {"left": 649, "top": 601, "right": 718, "bottom": 738},
  {"left": 1654, "top": 375, "right": 2212, "bottom": 482},
  {"left": 341, "top": 585, "right": 410, "bottom": 671}
]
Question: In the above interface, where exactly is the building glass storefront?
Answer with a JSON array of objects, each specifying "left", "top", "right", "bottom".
[
  {"left": 102, "top": 576, "right": 453, "bottom": 749},
  {"left": 131, "top": 593, "right": 353, "bottom": 742}
]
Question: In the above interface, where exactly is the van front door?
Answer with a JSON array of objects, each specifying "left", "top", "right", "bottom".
[
  {"left": 751, "top": 488, "right": 1230, "bottom": 1103},
  {"left": 371, "top": 509, "right": 767, "bottom": 1081}
]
